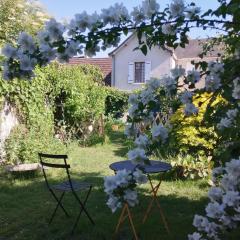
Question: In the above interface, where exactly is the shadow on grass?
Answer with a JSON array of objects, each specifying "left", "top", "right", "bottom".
[
  {"left": 0, "top": 169, "right": 215, "bottom": 240},
  {"left": 106, "top": 130, "right": 130, "bottom": 158}
]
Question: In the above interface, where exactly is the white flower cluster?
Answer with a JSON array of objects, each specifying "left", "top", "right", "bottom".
[
  {"left": 232, "top": 77, "right": 240, "bottom": 100},
  {"left": 188, "top": 158, "right": 240, "bottom": 240},
  {"left": 151, "top": 123, "right": 168, "bottom": 143},
  {"left": 162, "top": 24, "right": 176, "bottom": 35},
  {"left": 217, "top": 109, "right": 238, "bottom": 130},
  {"left": 170, "top": 0, "right": 185, "bottom": 18},
  {"left": 104, "top": 168, "right": 148, "bottom": 212},
  {"left": 1, "top": 0, "right": 203, "bottom": 80},
  {"left": 169, "top": 0, "right": 201, "bottom": 19},
  {"left": 205, "top": 62, "right": 224, "bottom": 92},
  {"left": 128, "top": 147, "right": 148, "bottom": 165},
  {"left": 186, "top": 70, "right": 201, "bottom": 85},
  {"left": 179, "top": 90, "right": 198, "bottom": 116},
  {"left": 160, "top": 75, "right": 177, "bottom": 92}
]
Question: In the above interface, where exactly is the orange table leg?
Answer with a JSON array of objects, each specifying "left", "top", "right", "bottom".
[
  {"left": 142, "top": 174, "right": 170, "bottom": 235},
  {"left": 114, "top": 203, "right": 138, "bottom": 240}
]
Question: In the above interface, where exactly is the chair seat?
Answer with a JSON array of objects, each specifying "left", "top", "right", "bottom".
[{"left": 51, "top": 180, "right": 92, "bottom": 191}]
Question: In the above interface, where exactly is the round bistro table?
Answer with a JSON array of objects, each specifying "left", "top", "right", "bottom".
[{"left": 109, "top": 160, "right": 172, "bottom": 237}]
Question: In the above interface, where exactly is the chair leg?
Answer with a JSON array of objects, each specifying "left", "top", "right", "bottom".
[
  {"left": 49, "top": 190, "right": 69, "bottom": 224},
  {"left": 71, "top": 187, "right": 94, "bottom": 234}
]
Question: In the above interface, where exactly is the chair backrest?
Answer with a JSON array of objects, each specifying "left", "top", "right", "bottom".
[{"left": 38, "top": 153, "right": 72, "bottom": 189}]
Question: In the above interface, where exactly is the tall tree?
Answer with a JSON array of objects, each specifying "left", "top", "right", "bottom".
[{"left": 0, "top": 0, "right": 49, "bottom": 46}]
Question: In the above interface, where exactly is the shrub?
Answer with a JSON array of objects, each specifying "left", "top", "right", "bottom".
[
  {"left": 5, "top": 125, "right": 65, "bottom": 164},
  {"left": 1, "top": 63, "right": 106, "bottom": 164},
  {"left": 169, "top": 92, "right": 225, "bottom": 158},
  {"left": 169, "top": 154, "right": 212, "bottom": 180},
  {"left": 105, "top": 87, "right": 129, "bottom": 119}
]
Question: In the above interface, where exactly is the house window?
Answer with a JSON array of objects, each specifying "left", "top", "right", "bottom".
[{"left": 134, "top": 62, "right": 145, "bottom": 83}]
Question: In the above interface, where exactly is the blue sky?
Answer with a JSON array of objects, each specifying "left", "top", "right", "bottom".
[{"left": 39, "top": 0, "right": 221, "bottom": 57}]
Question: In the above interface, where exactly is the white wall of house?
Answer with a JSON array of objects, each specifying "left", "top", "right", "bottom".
[{"left": 111, "top": 35, "right": 174, "bottom": 91}]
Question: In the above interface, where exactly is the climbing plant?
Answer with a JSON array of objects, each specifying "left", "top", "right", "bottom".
[{"left": 1, "top": 63, "right": 106, "bottom": 164}]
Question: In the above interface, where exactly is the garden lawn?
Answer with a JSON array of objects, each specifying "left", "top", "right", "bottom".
[{"left": 0, "top": 131, "right": 210, "bottom": 240}]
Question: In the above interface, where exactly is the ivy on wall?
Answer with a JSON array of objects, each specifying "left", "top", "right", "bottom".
[{"left": 0, "top": 63, "right": 106, "bottom": 164}]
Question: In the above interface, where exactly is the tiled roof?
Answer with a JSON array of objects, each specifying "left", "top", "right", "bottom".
[
  {"left": 68, "top": 57, "right": 112, "bottom": 86},
  {"left": 175, "top": 39, "right": 224, "bottom": 59}
]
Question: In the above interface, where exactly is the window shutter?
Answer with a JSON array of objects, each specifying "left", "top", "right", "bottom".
[
  {"left": 144, "top": 61, "right": 151, "bottom": 82},
  {"left": 128, "top": 62, "right": 134, "bottom": 84}
]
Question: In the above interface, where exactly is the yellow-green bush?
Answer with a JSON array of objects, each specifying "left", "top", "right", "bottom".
[{"left": 169, "top": 92, "right": 225, "bottom": 157}]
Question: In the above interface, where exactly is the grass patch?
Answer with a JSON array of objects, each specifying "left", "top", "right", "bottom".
[{"left": 0, "top": 131, "right": 213, "bottom": 239}]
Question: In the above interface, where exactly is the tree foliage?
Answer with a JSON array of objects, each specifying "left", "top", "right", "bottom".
[{"left": 0, "top": 0, "right": 49, "bottom": 46}]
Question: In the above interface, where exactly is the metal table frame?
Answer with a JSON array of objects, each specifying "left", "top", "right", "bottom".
[{"left": 109, "top": 160, "right": 172, "bottom": 239}]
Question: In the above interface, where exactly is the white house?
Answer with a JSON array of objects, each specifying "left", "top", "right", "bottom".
[{"left": 109, "top": 34, "right": 222, "bottom": 91}]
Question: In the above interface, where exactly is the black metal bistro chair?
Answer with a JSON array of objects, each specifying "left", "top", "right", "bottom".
[{"left": 38, "top": 153, "right": 95, "bottom": 234}]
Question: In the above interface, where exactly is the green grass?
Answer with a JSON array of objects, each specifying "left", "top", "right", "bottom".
[{"left": 0, "top": 131, "right": 213, "bottom": 240}]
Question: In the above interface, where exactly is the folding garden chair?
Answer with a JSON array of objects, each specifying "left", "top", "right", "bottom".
[{"left": 38, "top": 153, "right": 94, "bottom": 234}]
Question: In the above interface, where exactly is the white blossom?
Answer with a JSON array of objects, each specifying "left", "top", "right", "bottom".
[
  {"left": 185, "top": 6, "right": 201, "bottom": 19},
  {"left": 88, "top": 12, "right": 101, "bottom": 30},
  {"left": 134, "top": 134, "right": 149, "bottom": 148},
  {"left": 212, "top": 167, "right": 223, "bottom": 181},
  {"left": 140, "top": 88, "right": 155, "bottom": 105},
  {"left": 206, "top": 202, "right": 225, "bottom": 219},
  {"left": 104, "top": 175, "right": 117, "bottom": 194},
  {"left": 18, "top": 32, "right": 36, "bottom": 53},
  {"left": 205, "top": 74, "right": 221, "bottom": 92},
  {"left": 37, "top": 30, "right": 49, "bottom": 44},
  {"left": 217, "top": 117, "right": 232, "bottom": 130},
  {"left": 45, "top": 19, "right": 64, "bottom": 42},
  {"left": 160, "top": 76, "right": 177, "bottom": 91},
  {"left": 232, "top": 78, "right": 240, "bottom": 99},
  {"left": 131, "top": 6, "right": 146, "bottom": 24},
  {"left": 141, "top": 0, "right": 160, "bottom": 18},
  {"left": 1, "top": 44, "right": 17, "bottom": 58},
  {"left": 162, "top": 23, "right": 176, "bottom": 35},
  {"left": 184, "top": 103, "right": 198, "bottom": 116},
  {"left": 101, "top": 3, "right": 129, "bottom": 26},
  {"left": 187, "top": 70, "right": 201, "bottom": 84},
  {"left": 71, "top": 11, "right": 91, "bottom": 32},
  {"left": 115, "top": 169, "right": 132, "bottom": 187},
  {"left": 208, "top": 187, "right": 223, "bottom": 202},
  {"left": 124, "top": 124, "right": 138, "bottom": 137},
  {"left": 127, "top": 148, "right": 148, "bottom": 165},
  {"left": 193, "top": 215, "right": 210, "bottom": 232},
  {"left": 180, "top": 91, "right": 193, "bottom": 104},
  {"left": 221, "top": 175, "right": 237, "bottom": 191},
  {"left": 225, "top": 158, "right": 240, "bottom": 178},
  {"left": 226, "top": 109, "right": 238, "bottom": 120},
  {"left": 128, "top": 93, "right": 139, "bottom": 105},
  {"left": 222, "top": 191, "right": 240, "bottom": 207},
  {"left": 188, "top": 232, "right": 203, "bottom": 240},
  {"left": 133, "top": 169, "right": 148, "bottom": 184},
  {"left": 84, "top": 45, "right": 100, "bottom": 57},
  {"left": 19, "top": 55, "right": 36, "bottom": 71},
  {"left": 208, "top": 62, "right": 224, "bottom": 74},
  {"left": 123, "top": 189, "right": 138, "bottom": 207},
  {"left": 170, "top": 0, "right": 185, "bottom": 18},
  {"left": 106, "top": 195, "right": 122, "bottom": 213},
  {"left": 171, "top": 66, "right": 185, "bottom": 78},
  {"left": 65, "top": 41, "right": 81, "bottom": 58},
  {"left": 39, "top": 44, "right": 56, "bottom": 61},
  {"left": 151, "top": 123, "right": 168, "bottom": 143},
  {"left": 128, "top": 104, "right": 139, "bottom": 118},
  {"left": 147, "top": 78, "right": 161, "bottom": 91}
]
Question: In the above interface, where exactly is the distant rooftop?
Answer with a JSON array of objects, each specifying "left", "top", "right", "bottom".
[
  {"left": 68, "top": 57, "right": 112, "bottom": 86},
  {"left": 174, "top": 39, "right": 224, "bottom": 59}
]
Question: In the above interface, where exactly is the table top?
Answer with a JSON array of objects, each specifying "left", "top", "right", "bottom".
[{"left": 109, "top": 160, "right": 172, "bottom": 174}]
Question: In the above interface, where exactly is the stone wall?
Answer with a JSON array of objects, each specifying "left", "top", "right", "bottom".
[{"left": 0, "top": 101, "right": 18, "bottom": 162}]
